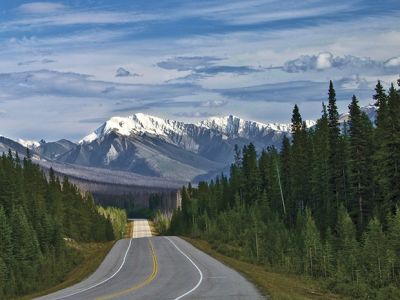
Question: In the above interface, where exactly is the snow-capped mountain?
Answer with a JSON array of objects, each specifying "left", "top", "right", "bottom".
[
  {"left": 64, "top": 113, "right": 302, "bottom": 181},
  {"left": 339, "top": 104, "right": 377, "bottom": 124},
  {"left": 0, "top": 105, "right": 377, "bottom": 183},
  {"left": 80, "top": 113, "right": 307, "bottom": 146},
  {"left": 17, "top": 138, "right": 40, "bottom": 149},
  {"left": 80, "top": 113, "right": 187, "bottom": 144}
]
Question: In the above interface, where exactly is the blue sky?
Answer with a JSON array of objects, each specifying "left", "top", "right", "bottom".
[{"left": 0, "top": 0, "right": 399, "bottom": 141}]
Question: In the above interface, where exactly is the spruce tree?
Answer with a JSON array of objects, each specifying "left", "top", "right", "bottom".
[
  {"left": 310, "top": 103, "right": 331, "bottom": 230},
  {"left": 327, "top": 81, "right": 347, "bottom": 219},
  {"left": 348, "top": 95, "right": 374, "bottom": 231}
]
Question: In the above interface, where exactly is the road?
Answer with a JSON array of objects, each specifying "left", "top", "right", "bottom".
[{"left": 36, "top": 219, "right": 264, "bottom": 300}]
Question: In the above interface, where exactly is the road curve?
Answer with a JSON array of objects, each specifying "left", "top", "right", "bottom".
[{"left": 36, "top": 224, "right": 264, "bottom": 299}]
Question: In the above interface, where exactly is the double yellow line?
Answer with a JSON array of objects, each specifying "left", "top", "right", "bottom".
[{"left": 97, "top": 238, "right": 158, "bottom": 300}]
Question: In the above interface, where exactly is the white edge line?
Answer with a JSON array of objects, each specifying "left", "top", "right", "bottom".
[
  {"left": 48, "top": 238, "right": 133, "bottom": 300},
  {"left": 165, "top": 237, "right": 204, "bottom": 300}
]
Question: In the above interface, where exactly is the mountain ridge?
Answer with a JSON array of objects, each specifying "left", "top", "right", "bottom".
[{"left": 0, "top": 105, "right": 377, "bottom": 183}]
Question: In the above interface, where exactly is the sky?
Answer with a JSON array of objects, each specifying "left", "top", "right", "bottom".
[{"left": 0, "top": 0, "right": 399, "bottom": 141}]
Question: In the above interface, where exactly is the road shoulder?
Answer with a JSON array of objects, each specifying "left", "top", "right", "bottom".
[{"left": 182, "top": 237, "right": 346, "bottom": 300}]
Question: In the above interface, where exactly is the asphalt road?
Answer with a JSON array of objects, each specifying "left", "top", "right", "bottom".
[{"left": 36, "top": 220, "right": 264, "bottom": 300}]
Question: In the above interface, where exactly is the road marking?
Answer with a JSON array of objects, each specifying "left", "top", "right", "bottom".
[
  {"left": 49, "top": 238, "right": 133, "bottom": 300},
  {"left": 165, "top": 237, "right": 204, "bottom": 300},
  {"left": 96, "top": 238, "right": 158, "bottom": 300}
]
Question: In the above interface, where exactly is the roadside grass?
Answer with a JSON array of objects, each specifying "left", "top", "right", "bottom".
[
  {"left": 16, "top": 241, "right": 115, "bottom": 300},
  {"left": 182, "top": 237, "right": 347, "bottom": 300},
  {"left": 148, "top": 220, "right": 159, "bottom": 236},
  {"left": 125, "top": 220, "right": 134, "bottom": 238}
]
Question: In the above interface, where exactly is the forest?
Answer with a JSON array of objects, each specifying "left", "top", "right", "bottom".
[
  {"left": 0, "top": 151, "right": 125, "bottom": 298},
  {"left": 168, "top": 79, "right": 400, "bottom": 298}
]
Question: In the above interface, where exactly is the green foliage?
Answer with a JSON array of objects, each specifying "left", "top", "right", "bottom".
[
  {"left": 98, "top": 206, "right": 127, "bottom": 239},
  {"left": 0, "top": 154, "right": 115, "bottom": 298},
  {"left": 168, "top": 78, "right": 400, "bottom": 298}
]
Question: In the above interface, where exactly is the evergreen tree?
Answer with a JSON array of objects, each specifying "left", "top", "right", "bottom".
[
  {"left": 348, "top": 95, "right": 374, "bottom": 231},
  {"left": 310, "top": 103, "right": 331, "bottom": 230},
  {"left": 327, "top": 81, "right": 347, "bottom": 221}
]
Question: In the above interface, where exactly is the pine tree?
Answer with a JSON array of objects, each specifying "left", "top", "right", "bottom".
[
  {"left": 386, "top": 84, "right": 400, "bottom": 210},
  {"left": 373, "top": 80, "right": 387, "bottom": 109},
  {"left": 327, "top": 81, "right": 347, "bottom": 220},
  {"left": 336, "top": 205, "right": 359, "bottom": 283},
  {"left": 362, "top": 218, "right": 391, "bottom": 287},
  {"left": 290, "top": 105, "right": 310, "bottom": 220},
  {"left": 348, "top": 95, "right": 374, "bottom": 231},
  {"left": 310, "top": 103, "right": 331, "bottom": 230},
  {"left": 0, "top": 206, "right": 13, "bottom": 267},
  {"left": 302, "top": 209, "right": 322, "bottom": 276},
  {"left": 291, "top": 104, "right": 302, "bottom": 134},
  {"left": 242, "top": 143, "right": 261, "bottom": 206}
]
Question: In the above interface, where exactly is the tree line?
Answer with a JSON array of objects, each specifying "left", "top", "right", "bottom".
[
  {"left": 168, "top": 79, "right": 400, "bottom": 298},
  {"left": 0, "top": 151, "right": 125, "bottom": 298}
]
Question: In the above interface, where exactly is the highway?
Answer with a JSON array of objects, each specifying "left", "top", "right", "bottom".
[{"left": 36, "top": 219, "right": 264, "bottom": 300}]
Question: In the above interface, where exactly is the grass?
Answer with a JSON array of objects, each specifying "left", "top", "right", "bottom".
[
  {"left": 16, "top": 241, "right": 115, "bottom": 300},
  {"left": 182, "top": 237, "right": 347, "bottom": 300},
  {"left": 148, "top": 220, "right": 159, "bottom": 236}
]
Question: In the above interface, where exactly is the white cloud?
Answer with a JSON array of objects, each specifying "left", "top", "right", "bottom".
[
  {"left": 173, "top": 111, "right": 215, "bottom": 118},
  {"left": 315, "top": 52, "right": 333, "bottom": 70},
  {"left": 18, "top": 2, "right": 66, "bottom": 14},
  {"left": 282, "top": 52, "right": 400, "bottom": 75},
  {"left": 3, "top": 11, "right": 157, "bottom": 30},
  {"left": 385, "top": 56, "right": 400, "bottom": 67},
  {"left": 200, "top": 100, "right": 227, "bottom": 108},
  {"left": 0, "top": 69, "right": 199, "bottom": 101}
]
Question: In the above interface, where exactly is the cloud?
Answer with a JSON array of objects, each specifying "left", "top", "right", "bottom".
[
  {"left": 207, "top": 3, "right": 354, "bottom": 26},
  {"left": 17, "top": 58, "right": 56, "bottom": 66},
  {"left": 385, "top": 56, "right": 400, "bottom": 67},
  {"left": 18, "top": 2, "right": 66, "bottom": 14},
  {"left": 282, "top": 52, "right": 400, "bottom": 74},
  {"left": 115, "top": 67, "right": 140, "bottom": 77},
  {"left": 0, "top": 69, "right": 200, "bottom": 101},
  {"left": 199, "top": 100, "right": 227, "bottom": 108},
  {"left": 3, "top": 11, "right": 157, "bottom": 30},
  {"left": 157, "top": 56, "right": 222, "bottom": 71},
  {"left": 79, "top": 117, "right": 107, "bottom": 124},
  {"left": 17, "top": 60, "right": 37, "bottom": 66},
  {"left": 158, "top": 56, "right": 261, "bottom": 81},
  {"left": 217, "top": 77, "right": 374, "bottom": 103},
  {"left": 173, "top": 111, "right": 215, "bottom": 118}
]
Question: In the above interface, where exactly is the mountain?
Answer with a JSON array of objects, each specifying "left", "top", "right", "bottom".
[
  {"left": 0, "top": 136, "right": 28, "bottom": 155},
  {"left": 339, "top": 104, "right": 377, "bottom": 124},
  {"left": 36, "top": 139, "right": 76, "bottom": 160},
  {"left": 57, "top": 113, "right": 305, "bottom": 181},
  {"left": 0, "top": 105, "right": 377, "bottom": 183},
  {"left": 17, "top": 138, "right": 40, "bottom": 149}
]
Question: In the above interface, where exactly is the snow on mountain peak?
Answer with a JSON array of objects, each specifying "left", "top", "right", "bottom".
[
  {"left": 339, "top": 104, "right": 377, "bottom": 124},
  {"left": 80, "top": 113, "right": 186, "bottom": 144},
  {"left": 18, "top": 138, "right": 40, "bottom": 149},
  {"left": 79, "top": 112, "right": 320, "bottom": 144},
  {"left": 197, "top": 115, "right": 292, "bottom": 136}
]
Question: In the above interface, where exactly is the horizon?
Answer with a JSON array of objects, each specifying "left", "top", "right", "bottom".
[
  {"left": 0, "top": 1, "right": 399, "bottom": 141},
  {"left": 2, "top": 104, "right": 374, "bottom": 144}
]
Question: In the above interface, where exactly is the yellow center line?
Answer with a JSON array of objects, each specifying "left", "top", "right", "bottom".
[{"left": 96, "top": 238, "right": 158, "bottom": 300}]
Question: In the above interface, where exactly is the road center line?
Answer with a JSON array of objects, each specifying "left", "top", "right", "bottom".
[
  {"left": 165, "top": 237, "right": 204, "bottom": 300},
  {"left": 96, "top": 238, "right": 158, "bottom": 300},
  {"left": 50, "top": 238, "right": 134, "bottom": 300}
]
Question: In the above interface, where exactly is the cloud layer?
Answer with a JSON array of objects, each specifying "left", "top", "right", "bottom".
[
  {"left": 282, "top": 52, "right": 400, "bottom": 75},
  {"left": 0, "top": 0, "right": 399, "bottom": 141}
]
